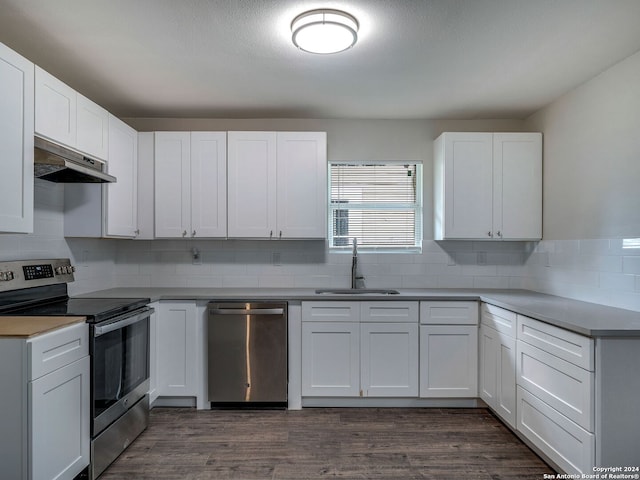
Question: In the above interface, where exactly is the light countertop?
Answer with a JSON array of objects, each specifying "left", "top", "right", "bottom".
[
  {"left": 0, "top": 316, "right": 86, "bottom": 338},
  {"left": 74, "top": 287, "right": 640, "bottom": 338}
]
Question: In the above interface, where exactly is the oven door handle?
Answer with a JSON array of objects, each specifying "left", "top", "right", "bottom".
[{"left": 93, "top": 307, "right": 154, "bottom": 337}]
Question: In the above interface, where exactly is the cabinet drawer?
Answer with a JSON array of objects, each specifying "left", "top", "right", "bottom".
[
  {"left": 517, "top": 341, "right": 593, "bottom": 431},
  {"left": 481, "top": 303, "right": 516, "bottom": 336},
  {"left": 517, "top": 315, "right": 594, "bottom": 370},
  {"left": 361, "top": 301, "right": 418, "bottom": 323},
  {"left": 420, "top": 301, "right": 478, "bottom": 325},
  {"left": 517, "top": 386, "right": 594, "bottom": 475},
  {"left": 28, "top": 322, "right": 88, "bottom": 380},
  {"left": 302, "top": 302, "right": 360, "bottom": 322}
]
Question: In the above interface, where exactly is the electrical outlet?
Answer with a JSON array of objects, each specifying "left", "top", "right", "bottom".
[
  {"left": 271, "top": 252, "right": 281, "bottom": 266},
  {"left": 477, "top": 252, "right": 486, "bottom": 265}
]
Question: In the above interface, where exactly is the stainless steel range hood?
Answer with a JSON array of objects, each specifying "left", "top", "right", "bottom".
[{"left": 34, "top": 137, "right": 117, "bottom": 183}]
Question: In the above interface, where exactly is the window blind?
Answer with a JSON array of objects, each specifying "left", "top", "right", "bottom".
[{"left": 329, "top": 163, "right": 422, "bottom": 250}]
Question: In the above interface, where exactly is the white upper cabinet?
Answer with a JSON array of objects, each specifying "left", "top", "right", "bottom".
[
  {"left": 0, "top": 42, "right": 34, "bottom": 234},
  {"left": 105, "top": 115, "right": 138, "bottom": 237},
  {"left": 64, "top": 116, "right": 139, "bottom": 238},
  {"left": 228, "top": 131, "right": 327, "bottom": 239},
  {"left": 434, "top": 132, "right": 542, "bottom": 240},
  {"left": 154, "top": 131, "right": 227, "bottom": 238},
  {"left": 35, "top": 66, "right": 109, "bottom": 160},
  {"left": 76, "top": 93, "right": 109, "bottom": 160}
]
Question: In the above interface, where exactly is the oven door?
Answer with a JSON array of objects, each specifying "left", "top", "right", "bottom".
[{"left": 90, "top": 307, "right": 152, "bottom": 437}]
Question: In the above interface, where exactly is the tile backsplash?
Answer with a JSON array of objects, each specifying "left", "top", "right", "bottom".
[{"left": 1, "top": 182, "right": 638, "bottom": 312}]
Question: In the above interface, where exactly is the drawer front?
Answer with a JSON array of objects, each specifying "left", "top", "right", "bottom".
[
  {"left": 517, "top": 315, "right": 594, "bottom": 370},
  {"left": 517, "top": 386, "right": 594, "bottom": 475},
  {"left": 302, "top": 301, "right": 360, "bottom": 322},
  {"left": 361, "top": 301, "right": 418, "bottom": 323},
  {"left": 481, "top": 303, "right": 516, "bottom": 337},
  {"left": 517, "top": 341, "right": 594, "bottom": 431},
  {"left": 420, "top": 301, "right": 478, "bottom": 325},
  {"left": 28, "top": 322, "right": 88, "bottom": 380}
]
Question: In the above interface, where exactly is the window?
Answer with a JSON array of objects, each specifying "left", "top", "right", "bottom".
[{"left": 328, "top": 162, "right": 423, "bottom": 251}]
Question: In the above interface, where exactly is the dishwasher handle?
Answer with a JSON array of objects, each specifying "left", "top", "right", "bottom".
[{"left": 209, "top": 307, "right": 285, "bottom": 316}]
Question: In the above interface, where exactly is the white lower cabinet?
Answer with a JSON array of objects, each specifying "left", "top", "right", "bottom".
[
  {"left": 419, "top": 301, "right": 478, "bottom": 398},
  {"left": 515, "top": 313, "right": 595, "bottom": 475},
  {"left": 0, "top": 322, "right": 90, "bottom": 480},
  {"left": 479, "top": 304, "right": 517, "bottom": 428},
  {"left": 155, "top": 301, "right": 198, "bottom": 397},
  {"left": 301, "top": 301, "right": 419, "bottom": 398}
]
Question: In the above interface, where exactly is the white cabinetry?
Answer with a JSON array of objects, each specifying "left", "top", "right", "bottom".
[
  {"left": 156, "top": 301, "right": 199, "bottom": 397},
  {"left": 154, "top": 131, "right": 227, "bottom": 238},
  {"left": 434, "top": 132, "right": 542, "bottom": 240},
  {"left": 516, "top": 314, "right": 595, "bottom": 474},
  {"left": 64, "top": 115, "right": 139, "bottom": 237},
  {"left": 227, "top": 131, "right": 327, "bottom": 239},
  {"left": 35, "top": 66, "right": 109, "bottom": 160},
  {"left": 0, "top": 42, "right": 34, "bottom": 234},
  {"left": 479, "top": 303, "right": 517, "bottom": 428},
  {"left": 301, "top": 301, "right": 419, "bottom": 398},
  {"left": 0, "top": 322, "right": 90, "bottom": 480},
  {"left": 419, "top": 301, "right": 478, "bottom": 397}
]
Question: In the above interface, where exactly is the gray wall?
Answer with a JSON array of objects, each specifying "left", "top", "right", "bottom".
[{"left": 525, "top": 50, "right": 640, "bottom": 240}]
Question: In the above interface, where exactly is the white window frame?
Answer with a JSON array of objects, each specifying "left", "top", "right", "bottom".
[{"left": 328, "top": 161, "right": 423, "bottom": 253}]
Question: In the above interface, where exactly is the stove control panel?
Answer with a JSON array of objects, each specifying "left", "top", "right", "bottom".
[
  {"left": 23, "top": 264, "right": 54, "bottom": 281},
  {"left": 0, "top": 259, "right": 75, "bottom": 292}
]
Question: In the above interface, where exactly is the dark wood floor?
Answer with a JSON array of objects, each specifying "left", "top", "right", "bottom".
[{"left": 100, "top": 407, "right": 554, "bottom": 479}]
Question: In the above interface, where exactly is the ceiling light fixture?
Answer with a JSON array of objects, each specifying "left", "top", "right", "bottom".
[{"left": 291, "top": 9, "right": 359, "bottom": 54}]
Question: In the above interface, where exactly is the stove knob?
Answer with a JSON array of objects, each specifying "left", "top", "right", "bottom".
[
  {"left": 0, "top": 271, "right": 15, "bottom": 281},
  {"left": 55, "top": 266, "right": 65, "bottom": 275},
  {"left": 70, "top": 265, "right": 76, "bottom": 273}
]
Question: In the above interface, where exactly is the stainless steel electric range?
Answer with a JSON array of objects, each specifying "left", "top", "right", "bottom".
[{"left": 0, "top": 258, "right": 152, "bottom": 479}]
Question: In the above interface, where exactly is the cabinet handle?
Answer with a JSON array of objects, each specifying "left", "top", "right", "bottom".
[
  {"left": 134, "top": 229, "right": 140, "bottom": 237},
  {"left": 270, "top": 230, "right": 273, "bottom": 239},
  {"left": 192, "top": 230, "right": 196, "bottom": 237},
  {"left": 497, "top": 231, "right": 502, "bottom": 237},
  {"left": 182, "top": 230, "right": 187, "bottom": 237},
  {"left": 279, "top": 230, "right": 282, "bottom": 239},
  {"left": 487, "top": 231, "right": 492, "bottom": 237}
]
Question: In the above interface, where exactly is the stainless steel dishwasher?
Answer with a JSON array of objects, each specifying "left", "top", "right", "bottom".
[{"left": 207, "top": 302, "right": 287, "bottom": 406}]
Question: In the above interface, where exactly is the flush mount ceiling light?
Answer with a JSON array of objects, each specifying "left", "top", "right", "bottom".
[{"left": 291, "top": 9, "right": 359, "bottom": 54}]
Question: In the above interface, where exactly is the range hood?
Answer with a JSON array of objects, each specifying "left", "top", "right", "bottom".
[{"left": 34, "top": 137, "right": 117, "bottom": 183}]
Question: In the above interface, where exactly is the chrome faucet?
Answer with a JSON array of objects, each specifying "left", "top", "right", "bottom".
[{"left": 351, "top": 238, "right": 365, "bottom": 289}]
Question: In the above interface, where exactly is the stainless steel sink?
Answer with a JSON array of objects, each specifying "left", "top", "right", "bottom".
[{"left": 315, "top": 288, "right": 400, "bottom": 295}]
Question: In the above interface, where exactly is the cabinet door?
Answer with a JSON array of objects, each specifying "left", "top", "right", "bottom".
[
  {"left": 155, "top": 132, "right": 191, "bottom": 238},
  {"left": 301, "top": 322, "right": 360, "bottom": 397},
  {"left": 0, "top": 42, "right": 34, "bottom": 233},
  {"left": 419, "top": 325, "right": 478, "bottom": 397},
  {"left": 227, "top": 131, "right": 277, "bottom": 238},
  {"left": 105, "top": 115, "right": 138, "bottom": 237},
  {"left": 438, "top": 132, "right": 493, "bottom": 239},
  {"left": 191, "top": 132, "right": 227, "bottom": 238},
  {"left": 479, "top": 324, "right": 498, "bottom": 408},
  {"left": 76, "top": 93, "right": 109, "bottom": 160},
  {"left": 156, "top": 302, "right": 198, "bottom": 396},
  {"left": 30, "top": 356, "right": 90, "bottom": 480},
  {"left": 360, "top": 322, "right": 419, "bottom": 397},
  {"left": 136, "top": 132, "right": 155, "bottom": 239},
  {"left": 493, "top": 133, "right": 542, "bottom": 240},
  {"left": 480, "top": 324, "right": 516, "bottom": 428},
  {"left": 35, "top": 66, "right": 77, "bottom": 148},
  {"left": 276, "top": 132, "right": 327, "bottom": 238}
]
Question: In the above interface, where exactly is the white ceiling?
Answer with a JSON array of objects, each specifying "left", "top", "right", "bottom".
[{"left": 1, "top": 0, "right": 640, "bottom": 120}]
